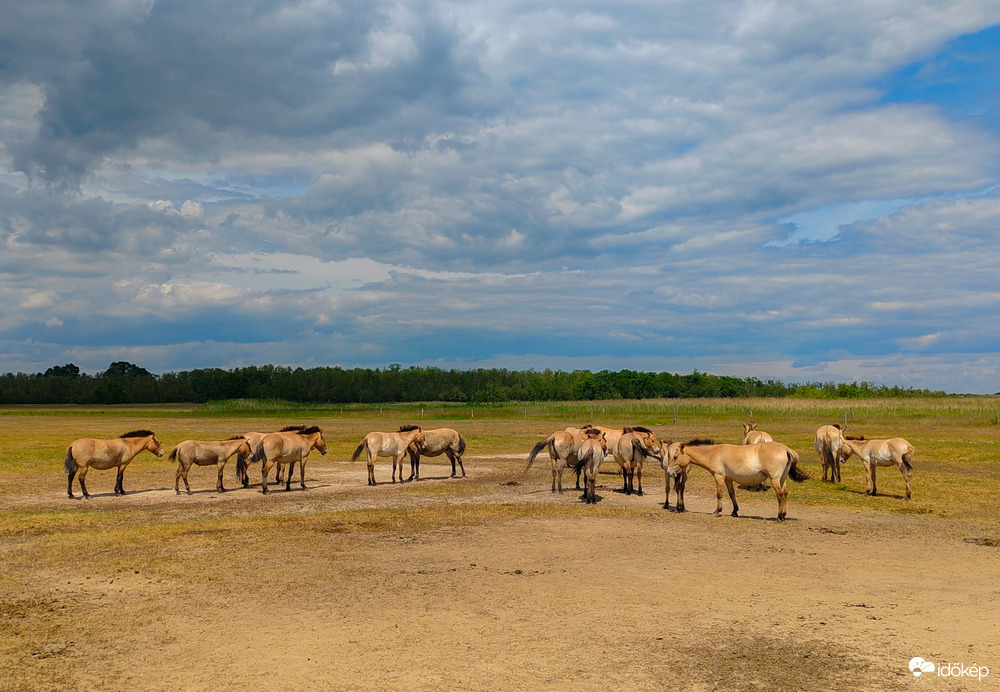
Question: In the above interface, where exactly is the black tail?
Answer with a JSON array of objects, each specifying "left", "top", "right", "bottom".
[
  {"left": 902, "top": 451, "right": 913, "bottom": 471},
  {"left": 236, "top": 454, "right": 246, "bottom": 479},
  {"left": 168, "top": 448, "right": 178, "bottom": 462},
  {"left": 788, "top": 451, "right": 809, "bottom": 482},
  {"left": 351, "top": 442, "right": 365, "bottom": 462},
  {"left": 64, "top": 448, "right": 77, "bottom": 476},
  {"left": 457, "top": 435, "right": 466, "bottom": 455},
  {"left": 252, "top": 444, "right": 266, "bottom": 464},
  {"left": 525, "top": 439, "right": 549, "bottom": 473}
]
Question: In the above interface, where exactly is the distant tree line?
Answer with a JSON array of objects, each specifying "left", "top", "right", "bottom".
[{"left": 0, "top": 361, "right": 946, "bottom": 405}]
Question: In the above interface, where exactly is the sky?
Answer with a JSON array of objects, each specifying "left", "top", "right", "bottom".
[{"left": 2, "top": 1, "right": 1000, "bottom": 393}]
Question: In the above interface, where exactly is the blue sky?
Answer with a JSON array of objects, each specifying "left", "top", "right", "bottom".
[{"left": 2, "top": 1, "right": 1000, "bottom": 393}]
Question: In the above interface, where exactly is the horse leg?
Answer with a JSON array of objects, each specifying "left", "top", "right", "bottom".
[
  {"left": 217, "top": 463, "right": 226, "bottom": 493},
  {"left": 725, "top": 478, "right": 739, "bottom": 517},
  {"left": 261, "top": 460, "right": 271, "bottom": 494},
  {"left": 712, "top": 475, "right": 726, "bottom": 516},
  {"left": 368, "top": 452, "right": 377, "bottom": 486},
  {"left": 663, "top": 472, "right": 671, "bottom": 510},
  {"left": 77, "top": 467, "right": 91, "bottom": 499},
  {"left": 115, "top": 467, "right": 126, "bottom": 495},
  {"left": 900, "top": 459, "right": 912, "bottom": 500},
  {"left": 67, "top": 470, "right": 76, "bottom": 499},
  {"left": 676, "top": 473, "right": 686, "bottom": 513},
  {"left": 773, "top": 477, "right": 788, "bottom": 521},
  {"left": 455, "top": 452, "right": 465, "bottom": 478},
  {"left": 298, "top": 460, "right": 306, "bottom": 490},
  {"left": 635, "top": 466, "right": 643, "bottom": 496},
  {"left": 870, "top": 464, "right": 878, "bottom": 496},
  {"left": 285, "top": 461, "right": 295, "bottom": 491}
]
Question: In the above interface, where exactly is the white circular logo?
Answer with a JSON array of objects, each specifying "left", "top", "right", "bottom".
[{"left": 910, "top": 657, "right": 935, "bottom": 677}]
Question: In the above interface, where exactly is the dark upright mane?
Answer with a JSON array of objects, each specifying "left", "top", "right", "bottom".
[
  {"left": 280, "top": 425, "right": 307, "bottom": 432},
  {"left": 845, "top": 435, "right": 866, "bottom": 441},
  {"left": 685, "top": 438, "right": 715, "bottom": 446},
  {"left": 833, "top": 423, "right": 843, "bottom": 430},
  {"left": 624, "top": 425, "right": 652, "bottom": 434},
  {"left": 298, "top": 426, "right": 322, "bottom": 435},
  {"left": 121, "top": 430, "right": 155, "bottom": 438},
  {"left": 398, "top": 425, "right": 421, "bottom": 432}
]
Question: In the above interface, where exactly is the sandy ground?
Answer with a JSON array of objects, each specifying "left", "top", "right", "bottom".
[{"left": 2, "top": 456, "right": 998, "bottom": 691}]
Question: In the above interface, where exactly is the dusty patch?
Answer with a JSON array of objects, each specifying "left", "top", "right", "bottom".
[{"left": 1, "top": 458, "right": 998, "bottom": 691}]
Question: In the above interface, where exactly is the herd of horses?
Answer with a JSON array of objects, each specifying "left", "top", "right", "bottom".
[
  {"left": 62, "top": 417, "right": 915, "bottom": 521},
  {"left": 64, "top": 425, "right": 465, "bottom": 499}
]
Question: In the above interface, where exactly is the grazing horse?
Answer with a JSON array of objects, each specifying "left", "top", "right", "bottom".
[
  {"left": 236, "top": 426, "right": 306, "bottom": 487},
  {"left": 814, "top": 424, "right": 847, "bottom": 483},
  {"left": 65, "top": 430, "right": 165, "bottom": 499},
  {"left": 253, "top": 427, "right": 327, "bottom": 494},
  {"left": 573, "top": 435, "right": 609, "bottom": 504},
  {"left": 663, "top": 440, "right": 808, "bottom": 521},
  {"left": 406, "top": 427, "right": 466, "bottom": 480},
  {"left": 612, "top": 426, "right": 660, "bottom": 495},
  {"left": 525, "top": 428, "right": 606, "bottom": 493},
  {"left": 352, "top": 425, "right": 425, "bottom": 485},
  {"left": 171, "top": 436, "right": 252, "bottom": 495},
  {"left": 839, "top": 437, "right": 915, "bottom": 499}
]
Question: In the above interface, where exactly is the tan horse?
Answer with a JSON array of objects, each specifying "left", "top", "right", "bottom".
[
  {"left": 253, "top": 426, "right": 327, "bottom": 494},
  {"left": 839, "top": 437, "right": 915, "bottom": 499},
  {"left": 612, "top": 426, "right": 660, "bottom": 495},
  {"left": 236, "top": 426, "right": 307, "bottom": 487},
  {"left": 572, "top": 435, "right": 609, "bottom": 504},
  {"left": 171, "top": 436, "right": 252, "bottom": 495},
  {"left": 657, "top": 440, "right": 688, "bottom": 511},
  {"left": 663, "top": 440, "right": 808, "bottom": 521},
  {"left": 352, "top": 425, "right": 425, "bottom": 485},
  {"left": 566, "top": 425, "right": 623, "bottom": 489},
  {"left": 813, "top": 424, "right": 847, "bottom": 483},
  {"left": 741, "top": 420, "right": 773, "bottom": 445},
  {"left": 406, "top": 427, "right": 466, "bottom": 480},
  {"left": 65, "top": 430, "right": 165, "bottom": 499},
  {"left": 525, "top": 428, "right": 606, "bottom": 493}
]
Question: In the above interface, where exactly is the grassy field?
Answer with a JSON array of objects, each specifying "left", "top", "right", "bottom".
[{"left": 1, "top": 397, "right": 999, "bottom": 691}]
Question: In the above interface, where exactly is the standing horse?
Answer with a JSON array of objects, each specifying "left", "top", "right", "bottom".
[
  {"left": 406, "top": 427, "right": 466, "bottom": 480},
  {"left": 253, "top": 427, "right": 327, "bottom": 494},
  {"left": 612, "top": 426, "right": 660, "bottom": 496},
  {"left": 565, "top": 425, "right": 623, "bottom": 489},
  {"left": 663, "top": 440, "right": 808, "bottom": 521},
  {"left": 573, "top": 435, "right": 609, "bottom": 504},
  {"left": 171, "top": 436, "right": 252, "bottom": 495},
  {"left": 236, "top": 426, "right": 306, "bottom": 487},
  {"left": 814, "top": 424, "right": 846, "bottom": 483},
  {"left": 741, "top": 420, "right": 773, "bottom": 445},
  {"left": 352, "top": 425, "right": 425, "bottom": 485},
  {"left": 525, "top": 428, "right": 606, "bottom": 493},
  {"left": 65, "top": 430, "right": 165, "bottom": 499},
  {"left": 839, "top": 437, "right": 915, "bottom": 499},
  {"left": 658, "top": 440, "right": 688, "bottom": 511}
]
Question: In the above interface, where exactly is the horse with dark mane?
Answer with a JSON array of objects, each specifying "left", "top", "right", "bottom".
[{"left": 65, "top": 430, "right": 165, "bottom": 499}]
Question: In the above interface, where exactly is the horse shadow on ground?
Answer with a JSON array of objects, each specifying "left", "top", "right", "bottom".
[{"left": 69, "top": 487, "right": 171, "bottom": 499}]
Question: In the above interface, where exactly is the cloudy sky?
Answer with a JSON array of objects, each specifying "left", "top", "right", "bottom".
[{"left": 2, "top": 1, "right": 1000, "bottom": 392}]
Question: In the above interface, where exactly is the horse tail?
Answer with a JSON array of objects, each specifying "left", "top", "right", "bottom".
[
  {"left": 252, "top": 444, "right": 266, "bottom": 465},
  {"left": 236, "top": 453, "right": 246, "bottom": 478},
  {"left": 168, "top": 448, "right": 178, "bottom": 462},
  {"left": 787, "top": 449, "right": 809, "bottom": 482},
  {"left": 573, "top": 448, "right": 592, "bottom": 473},
  {"left": 351, "top": 442, "right": 366, "bottom": 462},
  {"left": 632, "top": 438, "right": 653, "bottom": 459},
  {"left": 901, "top": 449, "right": 914, "bottom": 471},
  {"left": 64, "top": 448, "right": 77, "bottom": 476},
  {"left": 525, "top": 439, "right": 549, "bottom": 473},
  {"left": 457, "top": 434, "right": 466, "bottom": 456}
]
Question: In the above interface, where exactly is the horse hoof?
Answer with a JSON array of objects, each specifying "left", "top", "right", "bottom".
[
  {"left": 731, "top": 511, "right": 739, "bottom": 517},
  {"left": 712, "top": 511, "right": 721, "bottom": 517}
]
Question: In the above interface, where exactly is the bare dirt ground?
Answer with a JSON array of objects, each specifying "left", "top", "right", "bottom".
[{"left": 2, "top": 455, "right": 999, "bottom": 691}]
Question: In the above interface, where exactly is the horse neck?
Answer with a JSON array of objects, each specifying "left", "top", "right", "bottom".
[{"left": 124, "top": 435, "right": 155, "bottom": 457}]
